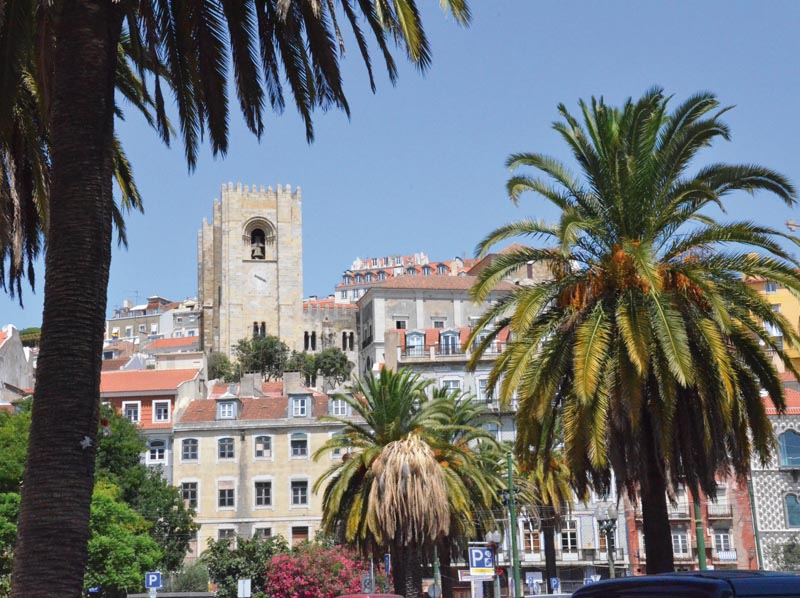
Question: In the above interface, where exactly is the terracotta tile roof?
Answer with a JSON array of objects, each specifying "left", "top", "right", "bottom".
[
  {"left": 0, "top": 404, "right": 12, "bottom": 414},
  {"left": 102, "top": 357, "right": 129, "bottom": 371},
  {"left": 146, "top": 337, "right": 199, "bottom": 350},
  {"left": 765, "top": 388, "right": 800, "bottom": 415},
  {"left": 180, "top": 386, "right": 331, "bottom": 423},
  {"left": 371, "top": 275, "right": 514, "bottom": 292},
  {"left": 303, "top": 297, "right": 358, "bottom": 311},
  {"left": 100, "top": 369, "right": 199, "bottom": 393},
  {"left": 207, "top": 380, "right": 325, "bottom": 400},
  {"left": 780, "top": 371, "right": 797, "bottom": 383}
]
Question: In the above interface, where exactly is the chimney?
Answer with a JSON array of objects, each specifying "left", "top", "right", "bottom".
[
  {"left": 239, "top": 373, "right": 261, "bottom": 397},
  {"left": 284, "top": 371, "right": 303, "bottom": 394}
]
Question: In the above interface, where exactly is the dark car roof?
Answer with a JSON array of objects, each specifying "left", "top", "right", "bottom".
[{"left": 572, "top": 570, "right": 800, "bottom": 598}]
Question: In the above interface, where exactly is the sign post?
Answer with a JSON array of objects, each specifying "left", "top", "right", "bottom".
[
  {"left": 468, "top": 546, "right": 494, "bottom": 598},
  {"left": 145, "top": 571, "right": 162, "bottom": 598}
]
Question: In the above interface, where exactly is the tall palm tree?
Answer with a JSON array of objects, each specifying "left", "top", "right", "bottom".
[
  {"left": 3, "top": 3, "right": 471, "bottom": 597},
  {"left": 469, "top": 88, "right": 800, "bottom": 573},
  {"left": 314, "top": 369, "right": 484, "bottom": 598}
]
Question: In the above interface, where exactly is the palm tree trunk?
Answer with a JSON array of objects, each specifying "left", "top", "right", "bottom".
[
  {"left": 438, "top": 542, "right": 453, "bottom": 598},
  {"left": 542, "top": 517, "right": 557, "bottom": 594},
  {"left": 11, "top": 2, "right": 121, "bottom": 597},
  {"left": 640, "top": 410, "right": 675, "bottom": 574},
  {"left": 393, "top": 540, "right": 423, "bottom": 598}
]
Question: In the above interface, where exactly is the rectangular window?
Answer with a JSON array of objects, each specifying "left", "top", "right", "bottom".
[
  {"left": 153, "top": 401, "right": 170, "bottom": 423},
  {"left": 182, "top": 438, "right": 198, "bottom": 461},
  {"left": 714, "top": 530, "right": 732, "bottom": 552},
  {"left": 255, "top": 436, "right": 272, "bottom": 458},
  {"left": 291, "top": 434, "right": 308, "bottom": 458},
  {"left": 598, "top": 526, "right": 616, "bottom": 552},
  {"left": 292, "top": 526, "right": 309, "bottom": 546},
  {"left": 524, "top": 530, "right": 541, "bottom": 553},
  {"left": 139, "top": 324, "right": 147, "bottom": 333},
  {"left": 148, "top": 441, "right": 166, "bottom": 463},
  {"left": 218, "top": 528, "right": 236, "bottom": 542},
  {"left": 218, "top": 488, "right": 235, "bottom": 508},
  {"left": 254, "top": 527, "right": 272, "bottom": 540},
  {"left": 672, "top": 531, "right": 689, "bottom": 555},
  {"left": 218, "top": 438, "right": 235, "bottom": 460},
  {"left": 181, "top": 482, "right": 198, "bottom": 508},
  {"left": 255, "top": 481, "right": 272, "bottom": 507},
  {"left": 441, "top": 379, "right": 461, "bottom": 392},
  {"left": 293, "top": 397, "right": 308, "bottom": 417},
  {"left": 395, "top": 320, "right": 407, "bottom": 330},
  {"left": 150, "top": 323, "right": 158, "bottom": 334},
  {"left": 560, "top": 520, "right": 578, "bottom": 553},
  {"left": 433, "top": 320, "right": 445, "bottom": 329},
  {"left": 189, "top": 315, "right": 196, "bottom": 322},
  {"left": 125, "top": 326, "right": 133, "bottom": 337},
  {"left": 218, "top": 401, "right": 236, "bottom": 419},
  {"left": 478, "top": 378, "right": 490, "bottom": 402},
  {"left": 123, "top": 402, "right": 140, "bottom": 423},
  {"left": 176, "top": 317, "right": 183, "bottom": 325},
  {"left": 291, "top": 481, "right": 309, "bottom": 506},
  {"left": 331, "top": 399, "right": 349, "bottom": 416},
  {"left": 765, "top": 281, "right": 778, "bottom": 293}
]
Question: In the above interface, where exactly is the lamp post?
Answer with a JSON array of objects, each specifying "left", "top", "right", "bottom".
[
  {"left": 594, "top": 503, "right": 619, "bottom": 579},
  {"left": 486, "top": 531, "right": 502, "bottom": 598}
]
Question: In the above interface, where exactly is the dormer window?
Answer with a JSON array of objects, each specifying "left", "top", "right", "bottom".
[
  {"left": 377, "top": 271, "right": 386, "bottom": 281},
  {"left": 422, "top": 266, "right": 432, "bottom": 275},
  {"left": 406, "top": 331, "right": 425, "bottom": 357},
  {"left": 437, "top": 264, "right": 448, "bottom": 275},
  {"left": 439, "top": 330, "right": 460, "bottom": 355},
  {"left": 292, "top": 396, "right": 308, "bottom": 417},
  {"left": 365, "top": 273, "right": 374, "bottom": 282},
  {"left": 218, "top": 401, "right": 237, "bottom": 420},
  {"left": 406, "top": 267, "right": 416, "bottom": 276},
  {"left": 355, "top": 274, "right": 363, "bottom": 284}
]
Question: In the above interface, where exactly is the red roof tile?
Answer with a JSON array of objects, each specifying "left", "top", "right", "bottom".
[
  {"left": 179, "top": 390, "right": 331, "bottom": 423},
  {"left": 765, "top": 388, "right": 800, "bottom": 415},
  {"left": 779, "top": 371, "right": 797, "bottom": 383},
  {"left": 101, "top": 369, "right": 199, "bottom": 393},
  {"left": 102, "top": 358, "right": 129, "bottom": 372},
  {"left": 146, "top": 337, "right": 199, "bottom": 350}
]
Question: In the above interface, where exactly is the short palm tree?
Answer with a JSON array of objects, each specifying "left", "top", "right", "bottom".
[
  {"left": 469, "top": 88, "right": 800, "bottom": 572},
  {"left": 314, "top": 369, "right": 491, "bottom": 598}
]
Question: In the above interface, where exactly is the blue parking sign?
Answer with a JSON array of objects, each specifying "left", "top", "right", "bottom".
[
  {"left": 469, "top": 547, "right": 495, "bottom": 576},
  {"left": 145, "top": 571, "right": 162, "bottom": 589}
]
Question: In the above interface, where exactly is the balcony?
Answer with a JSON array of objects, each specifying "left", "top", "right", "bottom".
[
  {"left": 668, "top": 502, "right": 692, "bottom": 519},
  {"left": 713, "top": 549, "right": 738, "bottom": 563},
  {"left": 707, "top": 503, "right": 733, "bottom": 518}
]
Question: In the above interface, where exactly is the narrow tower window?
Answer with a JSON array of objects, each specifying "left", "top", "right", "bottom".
[{"left": 251, "top": 229, "right": 266, "bottom": 259}]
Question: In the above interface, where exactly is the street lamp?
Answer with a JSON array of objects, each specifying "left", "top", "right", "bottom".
[
  {"left": 594, "top": 503, "right": 619, "bottom": 579},
  {"left": 486, "top": 531, "right": 502, "bottom": 598}
]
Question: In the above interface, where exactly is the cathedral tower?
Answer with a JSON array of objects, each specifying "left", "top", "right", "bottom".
[{"left": 198, "top": 182, "right": 304, "bottom": 355}]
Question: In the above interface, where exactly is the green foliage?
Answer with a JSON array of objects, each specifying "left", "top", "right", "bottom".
[
  {"left": 314, "top": 348, "right": 353, "bottom": 387},
  {"left": 287, "top": 351, "right": 318, "bottom": 386},
  {"left": 203, "top": 535, "right": 289, "bottom": 598},
  {"left": 0, "top": 410, "right": 30, "bottom": 492},
  {"left": 208, "top": 351, "right": 236, "bottom": 383},
  {"left": 164, "top": 561, "right": 210, "bottom": 592},
  {"left": 85, "top": 482, "right": 163, "bottom": 598},
  {"left": 233, "top": 335, "right": 289, "bottom": 381},
  {"left": 95, "top": 407, "right": 197, "bottom": 571},
  {"left": 0, "top": 493, "right": 20, "bottom": 593}
]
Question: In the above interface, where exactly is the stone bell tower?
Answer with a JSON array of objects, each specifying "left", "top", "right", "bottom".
[{"left": 198, "top": 182, "right": 304, "bottom": 356}]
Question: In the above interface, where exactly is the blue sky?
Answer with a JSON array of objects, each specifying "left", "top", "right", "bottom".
[{"left": 4, "top": 0, "right": 800, "bottom": 328}]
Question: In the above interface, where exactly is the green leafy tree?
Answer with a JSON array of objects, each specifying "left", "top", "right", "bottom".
[
  {"left": 203, "top": 535, "right": 289, "bottom": 598},
  {"left": 286, "top": 351, "right": 318, "bottom": 386},
  {"left": 233, "top": 335, "right": 290, "bottom": 381},
  {"left": 0, "top": 410, "right": 30, "bottom": 493},
  {"left": 469, "top": 88, "right": 800, "bottom": 573},
  {"left": 0, "top": 493, "right": 20, "bottom": 594},
  {"left": 314, "top": 348, "right": 353, "bottom": 388},
  {"left": 85, "top": 482, "right": 163, "bottom": 598},
  {"left": 164, "top": 561, "right": 210, "bottom": 592},
  {"left": 208, "top": 351, "right": 236, "bottom": 383},
  {"left": 5, "top": 2, "right": 471, "bottom": 596}
]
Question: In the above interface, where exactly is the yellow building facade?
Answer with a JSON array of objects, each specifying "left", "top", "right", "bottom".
[{"left": 173, "top": 374, "right": 353, "bottom": 556}]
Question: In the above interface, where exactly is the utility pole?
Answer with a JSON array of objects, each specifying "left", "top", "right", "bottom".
[
  {"left": 693, "top": 496, "right": 707, "bottom": 571},
  {"left": 507, "top": 452, "right": 522, "bottom": 598}
]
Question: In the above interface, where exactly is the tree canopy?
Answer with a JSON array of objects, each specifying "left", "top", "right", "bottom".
[{"left": 469, "top": 88, "right": 800, "bottom": 572}]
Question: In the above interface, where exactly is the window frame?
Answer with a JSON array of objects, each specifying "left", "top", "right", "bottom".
[
  {"left": 290, "top": 432, "right": 309, "bottom": 459},
  {"left": 560, "top": 519, "right": 578, "bottom": 553},
  {"left": 122, "top": 401, "right": 141, "bottom": 424},
  {"left": 779, "top": 430, "right": 800, "bottom": 468},
  {"left": 180, "top": 480, "right": 199, "bottom": 509},
  {"left": 290, "top": 479, "right": 310, "bottom": 507},
  {"left": 217, "top": 401, "right": 236, "bottom": 420},
  {"left": 671, "top": 530, "right": 690, "bottom": 555},
  {"left": 330, "top": 398, "right": 349, "bottom": 417},
  {"left": 181, "top": 438, "right": 199, "bottom": 462},
  {"left": 147, "top": 439, "right": 167, "bottom": 464},
  {"left": 254, "top": 435, "right": 273, "bottom": 460},
  {"left": 217, "top": 436, "right": 236, "bottom": 461},
  {"left": 785, "top": 493, "right": 800, "bottom": 528},
  {"left": 254, "top": 479, "right": 273, "bottom": 509},
  {"left": 292, "top": 396, "right": 308, "bottom": 418},
  {"left": 152, "top": 400, "right": 171, "bottom": 423},
  {"left": 217, "top": 479, "right": 236, "bottom": 510}
]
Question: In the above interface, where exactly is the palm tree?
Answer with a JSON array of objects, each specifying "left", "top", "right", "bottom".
[
  {"left": 469, "top": 88, "right": 800, "bottom": 573},
  {"left": 4, "top": 3, "right": 471, "bottom": 596},
  {"left": 315, "top": 369, "right": 488, "bottom": 598}
]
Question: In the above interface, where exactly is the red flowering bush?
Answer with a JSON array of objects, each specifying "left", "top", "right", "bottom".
[{"left": 263, "top": 544, "right": 372, "bottom": 598}]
